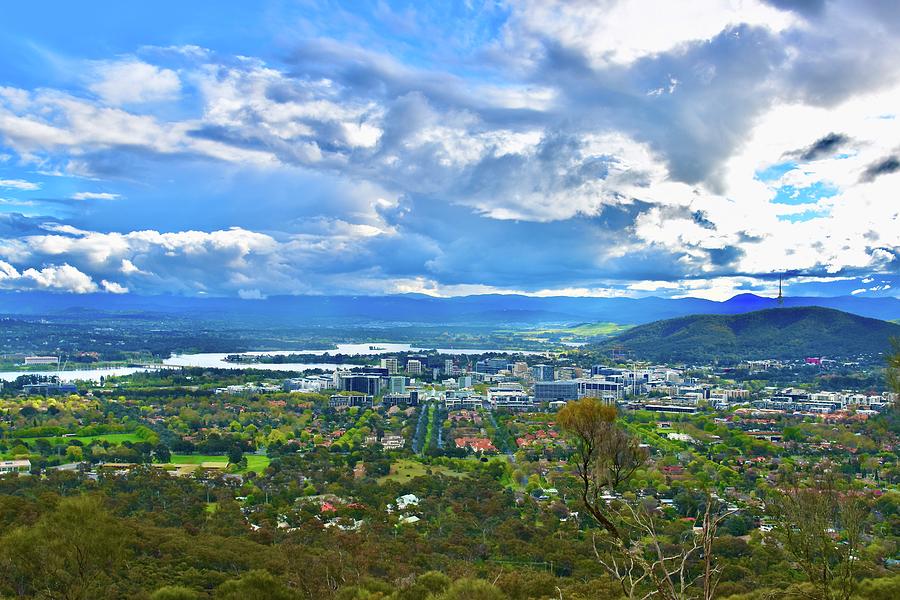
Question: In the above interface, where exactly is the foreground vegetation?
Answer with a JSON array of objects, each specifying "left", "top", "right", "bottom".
[{"left": 0, "top": 349, "right": 896, "bottom": 599}]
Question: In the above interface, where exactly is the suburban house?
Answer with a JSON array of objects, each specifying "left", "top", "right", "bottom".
[{"left": 0, "top": 459, "right": 31, "bottom": 475}]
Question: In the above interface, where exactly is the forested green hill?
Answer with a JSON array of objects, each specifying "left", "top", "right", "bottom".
[{"left": 597, "top": 306, "right": 900, "bottom": 363}]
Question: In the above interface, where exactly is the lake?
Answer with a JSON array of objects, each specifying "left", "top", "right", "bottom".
[{"left": 0, "top": 342, "right": 545, "bottom": 382}]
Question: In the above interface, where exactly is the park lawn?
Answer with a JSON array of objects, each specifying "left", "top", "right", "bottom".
[
  {"left": 242, "top": 454, "right": 270, "bottom": 473},
  {"left": 378, "top": 458, "right": 464, "bottom": 484},
  {"left": 166, "top": 453, "right": 270, "bottom": 474},
  {"left": 16, "top": 432, "right": 147, "bottom": 446},
  {"left": 169, "top": 453, "right": 228, "bottom": 465},
  {"left": 72, "top": 433, "right": 146, "bottom": 445}
]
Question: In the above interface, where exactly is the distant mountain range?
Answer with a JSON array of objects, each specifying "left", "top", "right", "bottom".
[
  {"left": 1, "top": 291, "right": 900, "bottom": 327},
  {"left": 595, "top": 306, "right": 900, "bottom": 362}
]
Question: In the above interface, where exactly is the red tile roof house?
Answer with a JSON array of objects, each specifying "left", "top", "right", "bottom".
[
  {"left": 660, "top": 465, "right": 685, "bottom": 477},
  {"left": 455, "top": 437, "right": 496, "bottom": 453}
]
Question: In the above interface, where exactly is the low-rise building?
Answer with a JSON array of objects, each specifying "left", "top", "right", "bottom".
[
  {"left": 23, "top": 382, "right": 78, "bottom": 395},
  {"left": 445, "top": 395, "right": 485, "bottom": 410},
  {"left": 489, "top": 385, "right": 534, "bottom": 411},
  {"left": 534, "top": 380, "right": 578, "bottom": 403},
  {"left": 383, "top": 391, "right": 420, "bottom": 406},
  {"left": 575, "top": 378, "right": 623, "bottom": 403},
  {"left": 0, "top": 459, "right": 31, "bottom": 475},
  {"left": 329, "top": 394, "right": 373, "bottom": 408},
  {"left": 24, "top": 356, "right": 59, "bottom": 366},
  {"left": 381, "top": 434, "right": 405, "bottom": 450}
]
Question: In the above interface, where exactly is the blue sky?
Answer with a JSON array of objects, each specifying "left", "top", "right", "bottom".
[{"left": 0, "top": 0, "right": 898, "bottom": 300}]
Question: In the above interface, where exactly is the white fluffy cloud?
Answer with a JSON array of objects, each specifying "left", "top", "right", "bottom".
[
  {"left": 0, "top": 85, "right": 276, "bottom": 167},
  {"left": 0, "top": 2, "right": 898, "bottom": 298},
  {"left": 0, "top": 178, "right": 39, "bottom": 190},
  {"left": 89, "top": 59, "right": 181, "bottom": 105},
  {"left": 100, "top": 279, "right": 128, "bottom": 294},
  {"left": 0, "top": 260, "right": 104, "bottom": 293},
  {"left": 0, "top": 223, "right": 403, "bottom": 296},
  {"left": 501, "top": 0, "right": 795, "bottom": 68},
  {"left": 71, "top": 191, "right": 120, "bottom": 200}
]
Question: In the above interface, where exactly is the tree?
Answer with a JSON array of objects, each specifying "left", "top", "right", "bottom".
[
  {"left": 888, "top": 339, "right": 900, "bottom": 395},
  {"left": 856, "top": 574, "right": 900, "bottom": 600},
  {"left": 154, "top": 443, "right": 172, "bottom": 463},
  {"left": 214, "top": 570, "right": 295, "bottom": 600},
  {"left": 557, "top": 398, "right": 646, "bottom": 537},
  {"left": 227, "top": 444, "right": 244, "bottom": 466},
  {"left": 152, "top": 586, "right": 200, "bottom": 600},
  {"left": 66, "top": 445, "right": 84, "bottom": 461},
  {"left": 0, "top": 495, "right": 127, "bottom": 599},
  {"left": 432, "top": 578, "right": 507, "bottom": 600},
  {"left": 592, "top": 497, "right": 738, "bottom": 600},
  {"left": 767, "top": 475, "right": 871, "bottom": 600},
  {"left": 558, "top": 399, "right": 736, "bottom": 600}
]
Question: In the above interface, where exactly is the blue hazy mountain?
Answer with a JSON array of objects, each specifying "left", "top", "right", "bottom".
[{"left": 3, "top": 291, "right": 900, "bottom": 326}]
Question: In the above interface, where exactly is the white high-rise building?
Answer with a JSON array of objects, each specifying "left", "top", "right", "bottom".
[{"left": 406, "top": 359, "right": 422, "bottom": 375}]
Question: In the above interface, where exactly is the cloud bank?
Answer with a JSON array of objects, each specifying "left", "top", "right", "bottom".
[{"left": 0, "top": 0, "right": 898, "bottom": 300}]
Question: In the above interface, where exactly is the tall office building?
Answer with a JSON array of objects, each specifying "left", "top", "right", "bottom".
[
  {"left": 389, "top": 376, "right": 406, "bottom": 393},
  {"left": 380, "top": 357, "right": 399, "bottom": 374},
  {"left": 338, "top": 374, "right": 383, "bottom": 396},
  {"left": 556, "top": 366, "right": 582, "bottom": 380},
  {"left": 591, "top": 365, "right": 622, "bottom": 377},
  {"left": 475, "top": 358, "right": 510, "bottom": 374},
  {"left": 406, "top": 359, "right": 422, "bottom": 375},
  {"left": 532, "top": 364, "right": 555, "bottom": 381}
]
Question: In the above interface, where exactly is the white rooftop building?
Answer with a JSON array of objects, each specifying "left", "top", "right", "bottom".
[{"left": 0, "top": 459, "right": 31, "bottom": 475}]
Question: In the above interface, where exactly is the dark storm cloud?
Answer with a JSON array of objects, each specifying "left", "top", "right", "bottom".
[
  {"left": 762, "top": 0, "right": 828, "bottom": 17},
  {"left": 0, "top": 213, "right": 60, "bottom": 237},
  {"left": 706, "top": 246, "right": 745, "bottom": 268},
  {"left": 692, "top": 211, "right": 716, "bottom": 230},
  {"left": 180, "top": 3, "right": 900, "bottom": 221},
  {"left": 787, "top": 132, "right": 850, "bottom": 161},
  {"left": 860, "top": 155, "right": 900, "bottom": 182},
  {"left": 282, "top": 39, "right": 549, "bottom": 127},
  {"left": 530, "top": 24, "right": 790, "bottom": 188},
  {"left": 371, "top": 195, "right": 747, "bottom": 288}
]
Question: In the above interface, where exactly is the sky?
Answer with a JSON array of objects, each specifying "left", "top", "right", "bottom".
[{"left": 0, "top": 0, "right": 898, "bottom": 301}]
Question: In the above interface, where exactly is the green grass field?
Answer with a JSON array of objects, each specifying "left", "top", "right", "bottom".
[
  {"left": 167, "top": 453, "right": 270, "bottom": 473},
  {"left": 11, "top": 432, "right": 146, "bottom": 447},
  {"left": 378, "top": 458, "right": 464, "bottom": 484},
  {"left": 532, "top": 322, "right": 632, "bottom": 337},
  {"left": 72, "top": 433, "right": 145, "bottom": 444},
  {"left": 243, "top": 454, "right": 270, "bottom": 473},
  {"left": 169, "top": 454, "right": 226, "bottom": 465},
  {"left": 0, "top": 447, "right": 271, "bottom": 473}
]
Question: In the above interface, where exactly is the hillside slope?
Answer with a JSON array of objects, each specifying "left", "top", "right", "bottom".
[{"left": 597, "top": 306, "right": 900, "bottom": 363}]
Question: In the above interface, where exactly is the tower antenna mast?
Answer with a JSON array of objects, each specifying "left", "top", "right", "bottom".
[{"left": 777, "top": 273, "right": 784, "bottom": 306}]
